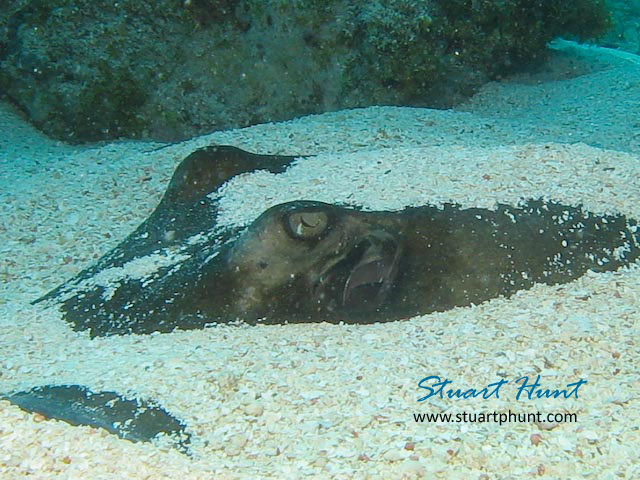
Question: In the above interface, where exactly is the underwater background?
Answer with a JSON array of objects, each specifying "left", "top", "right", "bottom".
[{"left": 1, "top": 1, "right": 639, "bottom": 478}]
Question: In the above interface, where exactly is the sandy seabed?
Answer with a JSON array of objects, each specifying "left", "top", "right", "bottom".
[{"left": 1, "top": 41, "right": 639, "bottom": 479}]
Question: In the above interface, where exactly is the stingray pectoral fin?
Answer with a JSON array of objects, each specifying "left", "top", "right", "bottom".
[
  {"left": 33, "top": 145, "right": 305, "bottom": 336},
  {"left": 160, "top": 145, "right": 302, "bottom": 207},
  {"left": 2, "top": 385, "right": 191, "bottom": 453}
]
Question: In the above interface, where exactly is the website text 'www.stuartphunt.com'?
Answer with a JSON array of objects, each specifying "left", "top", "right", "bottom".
[{"left": 413, "top": 410, "right": 577, "bottom": 426}]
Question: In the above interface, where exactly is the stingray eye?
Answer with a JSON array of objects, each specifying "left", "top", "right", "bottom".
[{"left": 286, "top": 211, "right": 329, "bottom": 240}]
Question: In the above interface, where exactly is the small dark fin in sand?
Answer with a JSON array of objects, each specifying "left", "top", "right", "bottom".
[{"left": 3, "top": 385, "right": 191, "bottom": 454}]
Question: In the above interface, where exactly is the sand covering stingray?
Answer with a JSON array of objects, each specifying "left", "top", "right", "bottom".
[
  {"left": 5, "top": 143, "right": 640, "bottom": 448},
  {"left": 2, "top": 40, "right": 640, "bottom": 477},
  {"left": 34, "top": 146, "right": 640, "bottom": 337}
]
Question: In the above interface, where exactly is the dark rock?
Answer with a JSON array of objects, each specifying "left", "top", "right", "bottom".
[{"left": 0, "top": 0, "right": 610, "bottom": 143}]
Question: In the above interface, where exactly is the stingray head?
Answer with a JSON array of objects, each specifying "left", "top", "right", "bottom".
[{"left": 226, "top": 201, "right": 404, "bottom": 319}]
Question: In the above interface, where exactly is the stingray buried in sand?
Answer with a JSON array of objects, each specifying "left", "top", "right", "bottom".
[
  {"left": 34, "top": 146, "right": 640, "bottom": 337},
  {"left": 5, "top": 144, "right": 640, "bottom": 450}
]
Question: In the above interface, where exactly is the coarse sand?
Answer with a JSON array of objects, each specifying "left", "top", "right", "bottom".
[{"left": 0, "top": 41, "right": 639, "bottom": 479}]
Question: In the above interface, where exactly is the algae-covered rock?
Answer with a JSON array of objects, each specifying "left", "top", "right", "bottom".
[{"left": 0, "top": 0, "right": 610, "bottom": 143}]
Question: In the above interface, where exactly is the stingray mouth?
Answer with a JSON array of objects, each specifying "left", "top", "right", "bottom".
[{"left": 313, "top": 231, "right": 402, "bottom": 312}]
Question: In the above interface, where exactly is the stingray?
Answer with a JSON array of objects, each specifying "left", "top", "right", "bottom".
[
  {"left": 33, "top": 146, "right": 640, "bottom": 337},
  {"left": 6, "top": 145, "right": 640, "bottom": 451}
]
